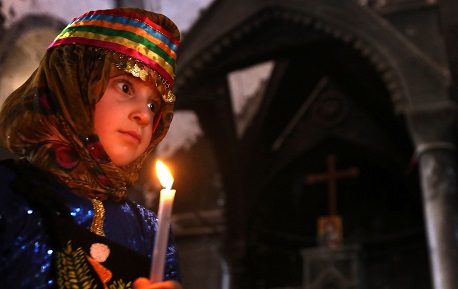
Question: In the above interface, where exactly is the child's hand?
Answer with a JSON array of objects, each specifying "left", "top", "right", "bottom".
[{"left": 133, "top": 277, "right": 183, "bottom": 289}]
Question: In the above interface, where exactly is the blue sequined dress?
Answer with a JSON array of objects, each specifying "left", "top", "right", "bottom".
[{"left": 0, "top": 160, "right": 181, "bottom": 288}]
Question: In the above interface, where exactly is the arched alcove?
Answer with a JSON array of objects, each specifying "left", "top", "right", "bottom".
[{"left": 0, "top": 15, "right": 64, "bottom": 106}]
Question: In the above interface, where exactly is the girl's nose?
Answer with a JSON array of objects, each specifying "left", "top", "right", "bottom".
[{"left": 129, "top": 103, "right": 152, "bottom": 126}]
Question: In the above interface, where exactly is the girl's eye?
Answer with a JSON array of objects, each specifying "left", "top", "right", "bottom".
[
  {"left": 147, "top": 102, "right": 159, "bottom": 113},
  {"left": 116, "top": 81, "right": 131, "bottom": 94},
  {"left": 121, "top": 83, "right": 129, "bottom": 94}
]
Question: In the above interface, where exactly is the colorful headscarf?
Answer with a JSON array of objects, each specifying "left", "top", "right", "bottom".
[{"left": 0, "top": 8, "right": 181, "bottom": 201}]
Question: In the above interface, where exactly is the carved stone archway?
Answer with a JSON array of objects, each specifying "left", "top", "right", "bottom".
[{"left": 176, "top": 1, "right": 457, "bottom": 289}]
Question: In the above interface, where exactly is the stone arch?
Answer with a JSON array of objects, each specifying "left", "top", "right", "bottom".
[
  {"left": 176, "top": 1, "right": 456, "bottom": 288},
  {"left": 0, "top": 14, "right": 65, "bottom": 105},
  {"left": 176, "top": 1, "right": 449, "bottom": 112}
]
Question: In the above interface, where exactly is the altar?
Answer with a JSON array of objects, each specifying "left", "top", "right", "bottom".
[{"left": 301, "top": 245, "right": 362, "bottom": 289}]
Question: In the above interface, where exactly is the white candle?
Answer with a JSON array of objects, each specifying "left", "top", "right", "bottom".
[{"left": 150, "top": 160, "right": 176, "bottom": 283}]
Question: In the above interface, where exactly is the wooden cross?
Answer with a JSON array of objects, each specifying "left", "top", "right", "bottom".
[{"left": 305, "top": 154, "right": 359, "bottom": 216}]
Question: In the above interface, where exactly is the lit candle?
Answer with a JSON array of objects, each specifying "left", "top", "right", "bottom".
[{"left": 150, "top": 160, "right": 176, "bottom": 283}]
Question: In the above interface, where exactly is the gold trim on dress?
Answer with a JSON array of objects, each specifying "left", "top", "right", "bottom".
[{"left": 90, "top": 198, "right": 106, "bottom": 236}]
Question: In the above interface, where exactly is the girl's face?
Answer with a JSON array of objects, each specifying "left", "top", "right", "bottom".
[{"left": 94, "top": 74, "right": 162, "bottom": 166}]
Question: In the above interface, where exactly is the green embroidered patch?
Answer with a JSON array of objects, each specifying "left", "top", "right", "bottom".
[
  {"left": 109, "top": 280, "right": 132, "bottom": 289},
  {"left": 56, "top": 241, "right": 97, "bottom": 289}
]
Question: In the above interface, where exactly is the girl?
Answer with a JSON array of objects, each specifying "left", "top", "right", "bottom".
[{"left": 0, "top": 8, "right": 182, "bottom": 289}]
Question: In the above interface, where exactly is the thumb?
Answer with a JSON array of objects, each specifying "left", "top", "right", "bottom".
[{"left": 133, "top": 277, "right": 152, "bottom": 289}]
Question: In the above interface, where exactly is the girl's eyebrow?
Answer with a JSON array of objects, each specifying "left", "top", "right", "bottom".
[
  {"left": 144, "top": 80, "right": 162, "bottom": 100},
  {"left": 150, "top": 89, "right": 162, "bottom": 100},
  {"left": 114, "top": 75, "right": 133, "bottom": 82}
]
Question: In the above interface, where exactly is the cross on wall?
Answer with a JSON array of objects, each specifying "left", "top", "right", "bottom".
[{"left": 304, "top": 154, "right": 359, "bottom": 216}]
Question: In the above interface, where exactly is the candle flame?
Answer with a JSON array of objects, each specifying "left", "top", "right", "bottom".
[{"left": 156, "top": 160, "right": 174, "bottom": 189}]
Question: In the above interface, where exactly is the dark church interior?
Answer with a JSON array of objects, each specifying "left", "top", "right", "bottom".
[{"left": 166, "top": 0, "right": 458, "bottom": 288}]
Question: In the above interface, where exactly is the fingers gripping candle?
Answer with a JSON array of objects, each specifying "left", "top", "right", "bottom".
[{"left": 150, "top": 160, "right": 176, "bottom": 283}]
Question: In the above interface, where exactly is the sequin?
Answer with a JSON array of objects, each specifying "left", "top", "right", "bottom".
[{"left": 0, "top": 163, "right": 181, "bottom": 288}]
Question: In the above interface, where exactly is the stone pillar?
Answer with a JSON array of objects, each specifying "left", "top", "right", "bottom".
[
  {"left": 192, "top": 78, "right": 250, "bottom": 289},
  {"left": 407, "top": 104, "right": 458, "bottom": 289},
  {"left": 220, "top": 256, "right": 248, "bottom": 289},
  {"left": 417, "top": 146, "right": 458, "bottom": 289}
]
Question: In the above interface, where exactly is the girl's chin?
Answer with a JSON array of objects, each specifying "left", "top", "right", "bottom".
[{"left": 107, "top": 154, "right": 135, "bottom": 167}]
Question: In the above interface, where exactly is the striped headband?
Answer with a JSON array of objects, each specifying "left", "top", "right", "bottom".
[{"left": 48, "top": 9, "right": 181, "bottom": 88}]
